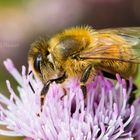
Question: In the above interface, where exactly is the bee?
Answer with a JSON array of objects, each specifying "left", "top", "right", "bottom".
[{"left": 28, "top": 26, "right": 140, "bottom": 103}]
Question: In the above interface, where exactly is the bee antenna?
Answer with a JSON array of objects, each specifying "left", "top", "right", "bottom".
[
  {"left": 28, "top": 70, "right": 32, "bottom": 75},
  {"left": 28, "top": 81, "right": 35, "bottom": 93}
]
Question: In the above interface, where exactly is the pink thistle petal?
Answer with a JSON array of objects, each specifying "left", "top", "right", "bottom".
[{"left": 0, "top": 60, "right": 140, "bottom": 139}]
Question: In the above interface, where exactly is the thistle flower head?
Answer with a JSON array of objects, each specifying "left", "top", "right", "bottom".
[{"left": 0, "top": 59, "right": 140, "bottom": 140}]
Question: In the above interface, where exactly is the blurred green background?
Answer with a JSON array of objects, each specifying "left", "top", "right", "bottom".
[{"left": 0, "top": 0, "right": 140, "bottom": 139}]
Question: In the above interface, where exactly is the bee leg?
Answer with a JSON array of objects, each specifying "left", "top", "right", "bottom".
[
  {"left": 54, "top": 73, "right": 67, "bottom": 84},
  {"left": 80, "top": 64, "right": 92, "bottom": 98},
  {"left": 127, "top": 81, "right": 137, "bottom": 105},
  {"left": 40, "top": 81, "right": 51, "bottom": 107},
  {"left": 29, "top": 81, "right": 35, "bottom": 93}
]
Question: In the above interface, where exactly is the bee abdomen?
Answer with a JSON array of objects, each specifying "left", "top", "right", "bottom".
[{"left": 95, "top": 60, "right": 138, "bottom": 79}]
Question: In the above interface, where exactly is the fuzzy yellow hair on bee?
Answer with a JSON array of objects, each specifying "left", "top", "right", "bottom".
[{"left": 28, "top": 26, "right": 140, "bottom": 103}]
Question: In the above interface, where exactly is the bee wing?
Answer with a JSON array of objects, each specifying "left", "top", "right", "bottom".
[
  {"left": 79, "top": 27, "right": 140, "bottom": 63},
  {"left": 98, "top": 27, "right": 140, "bottom": 37}
]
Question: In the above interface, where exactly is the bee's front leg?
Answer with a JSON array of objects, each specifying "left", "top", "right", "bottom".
[
  {"left": 40, "top": 74, "right": 66, "bottom": 106},
  {"left": 41, "top": 81, "right": 52, "bottom": 106},
  {"left": 80, "top": 64, "right": 93, "bottom": 97}
]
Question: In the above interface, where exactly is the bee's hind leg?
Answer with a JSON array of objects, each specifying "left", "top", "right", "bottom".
[
  {"left": 126, "top": 81, "right": 137, "bottom": 105},
  {"left": 80, "top": 64, "right": 93, "bottom": 98}
]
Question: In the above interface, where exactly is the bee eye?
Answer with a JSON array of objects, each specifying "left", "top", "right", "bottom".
[{"left": 34, "top": 54, "right": 42, "bottom": 74}]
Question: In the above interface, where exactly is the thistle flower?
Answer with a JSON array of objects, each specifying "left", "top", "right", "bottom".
[{"left": 0, "top": 58, "right": 140, "bottom": 140}]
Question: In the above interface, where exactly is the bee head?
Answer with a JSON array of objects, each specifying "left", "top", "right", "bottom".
[{"left": 28, "top": 37, "right": 64, "bottom": 84}]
